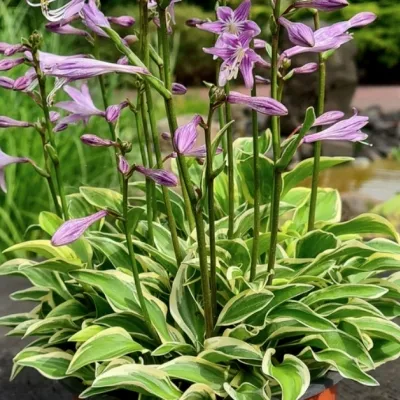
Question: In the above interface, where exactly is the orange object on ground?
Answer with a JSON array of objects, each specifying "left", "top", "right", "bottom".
[{"left": 307, "top": 386, "right": 337, "bottom": 400}]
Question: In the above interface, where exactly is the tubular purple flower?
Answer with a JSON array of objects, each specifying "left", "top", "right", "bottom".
[
  {"left": 279, "top": 17, "right": 315, "bottom": 47},
  {"left": 0, "top": 42, "right": 26, "bottom": 56},
  {"left": 51, "top": 210, "right": 108, "bottom": 246},
  {"left": 81, "top": 0, "right": 111, "bottom": 37},
  {"left": 255, "top": 75, "right": 270, "bottom": 84},
  {"left": 107, "top": 16, "right": 135, "bottom": 28},
  {"left": 45, "top": 22, "right": 88, "bottom": 36},
  {"left": 349, "top": 12, "right": 377, "bottom": 28},
  {"left": 105, "top": 101, "right": 129, "bottom": 123},
  {"left": 81, "top": 134, "right": 116, "bottom": 147},
  {"left": 13, "top": 68, "right": 38, "bottom": 91},
  {"left": 313, "top": 111, "right": 345, "bottom": 127},
  {"left": 227, "top": 91, "right": 288, "bottom": 116},
  {"left": 204, "top": 32, "right": 270, "bottom": 88},
  {"left": 254, "top": 39, "right": 267, "bottom": 49},
  {"left": 303, "top": 110, "right": 369, "bottom": 143},
  {"left": 0, "top": 148, "right": 30, "bottom": 193},
  {"left": 50, "top": 111, "right": 61, "bottom": 122},
  {"left": 198, "top": 0, "right": 260, "bottom": 37},
  {"left": 0, "top": 116, "right": 32, "bottom": 128},
  {"left": 186, "top": 18, "right": 207, "bottom": 28},
  {"left": 26, "top": 0, "right": 85, "bottom": 22},
  {"left": 118, "top": 156, "right": 130, "bottom": 175},
  {"left": 0, "top": 77, "right": 15, "bottom": 90},
  {"left": 293, "top": 0, "right": 349, "bottom": 11},
  {"left": 174, "top": 115, "right": 203, "bottom": 154},
  {"left": 292, "top": 62, "right": 318, "bottom": 75},
  {"left": 135, "top": 166, "right": 178, "bottom": 187},
  {"left": 42, "top": 57, "right": 150, "bottom": 80},
  {"left": 0, "top": 57, "right": 25, "bottom": 72},
  {"left": 172, "top": 83, "right": 187, "bottom": 95}
]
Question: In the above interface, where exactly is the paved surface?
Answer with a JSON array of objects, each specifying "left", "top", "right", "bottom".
[{"left": 1, "top": 276, "right": 400, "bottom": 399}]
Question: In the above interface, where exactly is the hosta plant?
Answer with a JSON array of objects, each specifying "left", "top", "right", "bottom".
[{"left": 1, "top": 1, "right": 399, "bottom": 399}]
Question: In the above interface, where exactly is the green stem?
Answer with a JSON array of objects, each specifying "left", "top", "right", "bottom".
[
  {"left": 135, "top": 94, "right": 148, "bottom": 167},
  {"left": 141, "top": 0, "right": 183, "bottom": 265},
  {"left": 250, "top": 77, "right": 260, "bottom": 282},
  {"left": 159, "top": 7, "right": 213, "bottom": 338},
  {"left": 205, "top": 106, "right": 217, "bottom": 321},
  {"left": 224, "top": 83, "right": 235, "bottom": 239},
  {"left": 123, "top": 178, "right": 159, "bottom": 343},
  {"left": 308, "top": 12, "right": 326, "bottom": 232},
  {"left": 267, "top": 0, "right": 282, "bottom": 285},
  {"left": 32, "top": 49, "right": 69, "bottom": 220}
]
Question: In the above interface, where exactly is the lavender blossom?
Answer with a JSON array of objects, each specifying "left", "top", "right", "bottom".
[
  {"left": 204, "top": 32, "right": 270, "bottom": 88},
  {"left": 186, "top": 18, "right": 207, "bottom": 28},
  {"left": 292, "top": 63, "right": 318, "bottom": 75},
  {"left": 118, "top": 156, "right": 130, "bottom": 175},
  {"left": 81, "top": 0, "right": 110, "bottom": 37},
  {"left": 313, "top": 111, "right": 345, "bottom": 127},
  {"left": 0, "top": 148, "right": 30, "bottom": 193},
  {"left": 51, "top": 210, "right": 108, "bottom": 246},
  {"left": 45, "top": 22, "right": 88, "bottom": 37},
  {"left": 55, "top": 83, "right": 104, "bottom": 128},
  {"left": 279, "top": 17, "right": 315, "bottom": 47},
  {"left": 105, "top": 101, "right": 129, "bottom": 123},
  {"left": 172, "top": 83, "right": 187, "bottom": 95},
  {"left": 303, "top": 110, "right": 369, "bottom": 143},
  {"left": 13, "top": 68, "right": 37, "bottom": 91},
  {"left": 26, "top": 0, "right": 85, "bottom": 22},
  {"left": 254, "top": 39, "right": 267, "bottom": 49},
  {"left": 50, "top": 111, "right": 61, "bottom": 122},
  {"left": 0, "top": 57, "right": 25, "bottom": 71},
  {"left": 0, "top": 77, "right": 15, "bottom": 90},
  {"left": 81, "top": 134, "right": 116, "bottom": 147},
  {"left": 135, "top": 166, "right": 178, "bottom": 187},
  {"left": 198, "top": 0, "right": 260, "bottom": 38},
  {"left": 174, "top": 115, "right": 203, "bottom": 155},
  {"left": 227, "top": 92, "right": 288, "bottom": 116},
  {"left": 293, "top": 0, "right": 349, "bottom": 12},
  {"left": 0, "top": 116, "right": 32, "bottom": 128},
  {"left": 255, "top": 75, "right": 270, "bottom": 84},
  {"left": 0, "top": 43, "right": 26, "bottom": 57},
  {"left": 107, "top": 16, "right": 135, "bottom": 28}
]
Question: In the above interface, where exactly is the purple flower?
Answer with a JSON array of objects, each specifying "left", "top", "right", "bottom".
[
  {"left": 313, "top": 111, "right": 345, "bottom": 127},
  {"left": 279, "top": 17, "right": 315, "bottom": 47},
  {"left": 172, "top": 83, "right": 187, "bottom": 95},
  {"left": 0, "top": 77, "right": 15, "bottom": 90},
  {"left": 293, "top": 0, "right": 349, "bottom": 12},
  {"left": 117, "top": 56, "right": 129, "bottom": 65},
  {"left": 0, "top": 148, "right": 30, "bottom": 193},
  {"left": 13, "top": 68, "right": 38, "bottom": 91},
  {"left": 107, "top": 16, "right": 135, "bottom": 28},
  {"left": 254, "top": 39, "right": 267, "bottom": 49},
  {"left": 135, "top": 166, "right": 178, "bottom": 187},
  {"left": 81, "top": 0, "right": 110, "bottom": 37},
  {"left": 0, "top": 116, "right": 32, "bottom": 128},
  {"left": 174, "top": 115, "right": 202, "bottom": 154},
  {"left": 55, "top": 83, "right": 104, "bottom": 128},
  {"left": 0, "top": 57, "right": 25, "bottom": 71},
  {"left": 227, "top": 91, "right": 288, "bottom": 116},
  {"left": 0, "top": 43, "right": 26, "bottom": 57},
  {"left": 42, "top": 57, "right": 149, "bottom": 80},
  {"left": 45, "top": 22, "right": 88, "bottom": 37},
  {"left": 186, "top": 18, "right": 207, "bottom": 28},
  {"left": 348, "top": 12, "right": 377, "bottom": 28},
  {"left": 81, "top": 134, "right": 116, "bottom": 147},
  {"left": 303, "top": 110, "right": 369, "bottom": 143},
  {"left": 204, "top": 32, "right": 270, "bottom": 88},
  {"left": 198, "top": 0, "right": 260, "bottom": 38},
  {"left": 255, "top": 75, "right": 270, "bottom": 84},
  {"left": 105, "top": 101, "right": 129, "bottom": 123},
  {"left": 292, "top": 62, "right": 318, "bottom": 75},
  {"left": 50, "top": 111, "right": 61, "bottom": 122},
  {"left": 51, "top": 210, "right": 108, "bottom": 246},
  {"left": 149, "top": 0, "right": 181, "bottom": 32},
  {"left": 26, "top": 0, "right": 85, "bottom": 22},
  {"left": 118, "top": 156, "right": 130, "bottom": 175}
]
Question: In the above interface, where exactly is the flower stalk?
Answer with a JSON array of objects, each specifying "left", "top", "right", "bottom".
[{"left": 307, "top": 11, "right": 326, "bottom": 231}]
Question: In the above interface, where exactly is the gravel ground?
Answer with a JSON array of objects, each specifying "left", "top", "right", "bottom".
[{"left": 1, "top": 276, "right": 400, "bottom": 400}]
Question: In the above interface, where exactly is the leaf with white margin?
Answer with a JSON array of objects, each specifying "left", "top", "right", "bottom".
[
  {"left": 181, "top": 383, "right": 216, "bottom": 400},
  {"left": 224, "top": 382, "right": 270, "bottom": 400}
]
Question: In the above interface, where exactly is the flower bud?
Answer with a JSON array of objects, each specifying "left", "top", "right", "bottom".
[
  {"left": 172, "top": 83, "right": 187, "bottom": 95},
  {"left": 0, "top": 77, "right": 14, "bottom": 90},
  {"left": 123, "top": 35, "right": 139, "bottom": 45},
  {"left": 293, "top": 0, "right": 349, "bottom": 12},
  {"left": 312, "top": 111, "right": 345, "bottom": 127},
  {"left": 107, "top": 16, "right": 136, "bottom": 27},
  {"left": 161, "top": 132, "right": 171, "bottom": 141},
  {"left": 49, "top": 112, "right": 61, "bottom": 123},
  {"left": 105, "top": 101, "right": 129, "bottom": 123},
  {"left": 81, "top": 134, "right": 116, "bottom": 147},
  {"left": 0, "top": 57, "right": 25, "bottom": 71},
  {"left": 135, "top": 166, "right": 178, "bottom": 187},
  {"left": 292, "top": 62, "right": 318, "bottom": 75},
  {"left": 0, "top": 116, "right": 31, "bottom": 128},
  {"left": 117, "top": 56, "right": 129, "bottom": 65},
  {"left": 186, "top": 18, "right": 206, "bottom": 27},
  {"left": 118, "top": 155, "right": 130, "bottom": 175},
  {"left": 255, "top": 75, "right": 270, "bottom": 84},
  {"left": 227, "top": 92, "right": 288, "bottom": 116}
]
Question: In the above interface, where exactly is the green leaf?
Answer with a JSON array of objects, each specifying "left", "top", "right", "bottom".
[
  {"left": 282, "top": 157, "right": 352, "bottom": 196},
  {"left": 80, "top": 364, "right": 182, "bottom": 399},
  {"left": 152, "top": 342, "right": 196, "bottom": 357},
  {"left": 217, "top": 289, "right": 274, "bottom": 326},
  {"left": 10, "top": 287, "right": 49, "bottom": 302},
  {"left": 24, "top": 316, "right": 78, "bottom": 337},
  {"left": 262, "top": 349, "right": 310, "bottom": 400},
  {"left": 160, "top": 356, "right": 227, "bottom": 394},
  {"left": 0, "top": 313, "right": 34, "bottom": 327},
  {"left": 370, "top": 338, "right": 400, "bottom": 367},
  {"left": 324, "top": 213, "right": 400, "bottom": 242},
  {"left": 296, "top": 230, "right": 339, "bottom": 259},
  {"left": 20, "top": 258, "right": 82, "bottom": 274},
  {"left": 233, "top": 129, "right": 271, "bottom": 158},
  {"left": 67, "top": 327, "right": 147, "bottom": 373},
  {"left": 345, "top": 317, "right": 400, "bottom": 343},
  {"left": 224, "top": 382, "right": 269, "bottom": 400},
  {"left": 170, "top": 265, "right": 205, "bottom": 350},
  {"left": 47, "top": 299, "right": 89, "bottom": 321},
  {"left": 80, "top": 186, "right": 123, "bottom": 214},
  {"left": 126, "top": 206, "right": 145, "bottom": 234},
  {"left": 69, "top": 325, "right": 106, "bottom": 342},
  {"left": 181, "top": 384, "right": 216, "bottom": 400},
  {"left": 217, "top": 239, "right": 251, "bottom": 273},
  {"left": 302, "top": 284, "right": 388, "bottom": 306}
]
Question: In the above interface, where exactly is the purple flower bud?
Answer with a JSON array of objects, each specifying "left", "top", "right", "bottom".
[
  {"left": 81, "top": 134, "right": 116, "bottom": 147},
  {"left": 293, "top": 0, "right": 349, "bottom": 12},
  {"left": 0, "top": 57, "right": 25, "bottom": 71},
  {"left": 0, "top": 116, "right": 32, "bottom": 128},
  {"left": 135, "top": 166, "right": 178, "bottom": 187},
  {"left": 0, "top": 77, "right": 15, "bottom": 90},
  {"left": 292, "top": 62, "right": 318, "bottom": 75},
  {"left": 105, "top": 101, "right": 129, "bottom": 123},
  {"left": 50, "top": 111, "right": 61, "bottom": 122},
  {"left": 313, "top": 111, "right": 345, "bottom": 127},
  {"left": 172, "top": 83, "right": 188, "bottom": 95},
  {"left": 51, "top": 210, "right": 108, "bottom": 246},
  {"left": 45, "top": 22, "right": 88, "bottom": 36},
  {"left": 161, "top": 132, "right": 171, "bottom": 141},
  {"left": 53, "top": 123, "right": 69, "bottom": 133},
  {"left": 118, "top": 155, "right": 130, "bottom": 175},
  {"left": 13, "top": 68, "right": 37, "bottom": 91},
  {"left": 117, "top": 56, "right": 129, "bottom": 65},
  {"left": 4, "top": 44, "right": 26, "bottom": 56},
  {"left": 255, "top": 75, "right": 270, "bottom": 84},
  {"left": 0, "top": 148, "right": 30, "bottom": 193},
  {"left": 107, "top": 16, "right": 136, "bottom": 27},
  {"left": 227, "top": 91, "right": 288, "bottom": 116},
  {"left": 123, "top": 35, "right": 139, "bottom": 45},
  {"left": 186, "top": 18, "right": 206, "bottom": 27},
  {"left": 174, "top": 115, "right": 204, "bottom": 155},
  {"left": 254, "top": 39, "right": 267, "bottom": 49},
  {"left": 349, "top": 12, "right": 377, "bottom": 28},
  {"left": 279, "top": 17, "right": 315, "bottom": 47}
]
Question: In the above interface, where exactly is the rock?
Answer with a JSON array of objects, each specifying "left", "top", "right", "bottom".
[
  {"left": 321, "top": 141, "right": 354, "bottom": 157},
  {"left": 341, "top": 192, "right": 381, "bottom": 221},
  {"left": 352, "top": 157, "right": 371, "bottom": 169}
]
